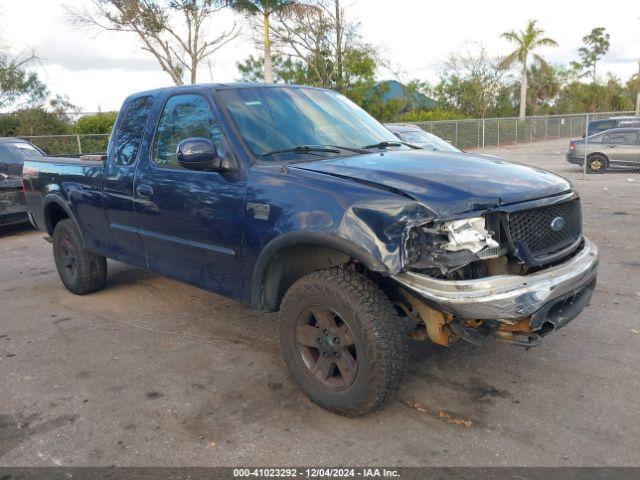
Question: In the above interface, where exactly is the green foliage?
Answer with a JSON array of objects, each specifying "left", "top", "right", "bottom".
[
  {"left": 0, "top": 108, "right": 71, "bottom": 137},
  {"left": 435, "top": 74, "right": 489, "bottom": 118},
  {"left": 0, "top": 53, "right": 48, "bottom": 109},
  {"left": 499, "top": 19, "right": 558, "bottom": 118},
  {"left": 572, "top": 27, "right": 610, "bottom": 83},
  {"left": 555, "top": 75, "right": 635, "bottom": 113},
  {"left": 526, "top": 62, "right": 562, "bottom": 112},
  {"left": 237, "top": 54, "right": 308, "bottom": 83},
  {"left": 499, "top": 20, "right": 558, "bottom": 71},
  {"left": 398, "top": 110, "right": 465, "bottom": 122},
  {"left": 228, "top": 0, "right": 296, "bottom": 15},
  {"left": 73, "top": 112, "right": 118, "bottom": 134}
]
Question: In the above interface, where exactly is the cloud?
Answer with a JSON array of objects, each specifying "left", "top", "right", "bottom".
[{"left": 39, "top": 48, "right": 160, "bottom": 72}]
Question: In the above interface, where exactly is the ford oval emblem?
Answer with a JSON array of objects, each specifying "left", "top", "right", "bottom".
[{"left": 550, "top": 216, "right": 566, "bottom": 232}]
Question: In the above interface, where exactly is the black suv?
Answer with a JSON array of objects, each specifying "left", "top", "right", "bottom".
[{"left": 586, "top": 116, "right": 640, "bottom": 136}]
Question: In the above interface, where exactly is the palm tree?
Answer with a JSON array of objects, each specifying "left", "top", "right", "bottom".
[
  {"left": 229, "top": 0, "right": 297, "bottom": 83},
  {"left": 500, "top": 20, "right": 558, "bottom": 119}
]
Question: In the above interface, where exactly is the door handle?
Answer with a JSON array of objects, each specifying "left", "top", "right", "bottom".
[
  {"left": 607, "top": 145, "right": 617, "bottom": 148},
  {"left": 136, "top": 184, "right": 154, "bottom": 198}
]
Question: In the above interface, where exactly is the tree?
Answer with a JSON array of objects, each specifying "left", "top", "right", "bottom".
[
  {"left": 74, "top": 112, "right": 119, "bottom": 134},
  {"left": 499, "top": 19, "right": 558, "bottom": 119},
  {"left": 268, "top": 0, "right": 372, "bottom": 91},
  {"left": 573, "top": 27, "right": 610, "bottom": 83},
  {"left": 525, "top": 62, "right": 562, "bottom": 114},
  {"left": 0, "top": 51, "right": 47, "bottom": 109},
  {"left": 435, "top": 43, "right": 507, "bottom": 118},
  {"left": 67, "top": 0, "right": 239, "bottom": 85},
  {"left": 227, "top": 1, "right": 307, "bottom": 84},
  {"left": 236, "top": 41, "right": 378, "bottom": 95},
  {"left": 554, "top": 75, "right": 634, "bottom": 114}
]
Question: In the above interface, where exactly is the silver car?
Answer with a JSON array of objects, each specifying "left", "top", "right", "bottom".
[{"left": 567, "top": 128, "right": 640, "bottom": 173}]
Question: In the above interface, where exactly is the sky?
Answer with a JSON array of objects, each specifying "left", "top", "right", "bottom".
[{"left": 1, "top": 0, "right": 639, "bottom": 112}]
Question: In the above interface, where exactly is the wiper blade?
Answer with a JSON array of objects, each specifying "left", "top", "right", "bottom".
[
  {"left": 263, "top": 145, "right": 341, "bottom": 157},
  {"left": 362, "top": 140, "right": 421, "bottom": 150}
]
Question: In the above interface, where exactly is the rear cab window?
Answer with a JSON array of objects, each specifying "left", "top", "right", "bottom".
[{"left": 112, "top": 95, "right": 154, "bottom": 166}]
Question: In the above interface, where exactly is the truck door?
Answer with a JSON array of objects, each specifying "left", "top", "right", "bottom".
[
  {"left": 133, "top": 92, "right": 245, "bottom": 299},
  {"left": 103, "top": 95, "right": 155, "bottom": 267}
]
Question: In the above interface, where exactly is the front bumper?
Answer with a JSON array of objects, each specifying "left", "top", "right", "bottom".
[{"left": 392, "top": 238, "right": 598, "bottom": 330}]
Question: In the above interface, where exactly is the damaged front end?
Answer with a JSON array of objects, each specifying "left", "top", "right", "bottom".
[
  {"left": 403, "top": 214, "right": 509, "bottom": 279},
  {"left": 391, "top": 193, "right": 599, "bottom": 347}
]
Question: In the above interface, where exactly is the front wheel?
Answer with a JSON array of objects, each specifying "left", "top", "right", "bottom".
[
  {"left": 586, "top": 153, "right": 608, "bottom": 174},
  {"left": 279, "top": 267, "right": 408, "bottom": 416},
  {"left": 53, "top": 219, "right": 107, "bottom": 295}
]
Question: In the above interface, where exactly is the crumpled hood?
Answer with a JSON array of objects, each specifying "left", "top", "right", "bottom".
[{"left": 291, "top": 150, "right": 571, "bottom": 216}]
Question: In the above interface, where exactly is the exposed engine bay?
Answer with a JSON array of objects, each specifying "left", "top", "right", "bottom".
[{"left": 404, "top": 214, "right": 524, "bottom": 280}]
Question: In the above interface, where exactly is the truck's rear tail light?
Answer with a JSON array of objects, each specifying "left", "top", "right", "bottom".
[{"left": 569, "top": 141, "right": 576, "bottom": 151}]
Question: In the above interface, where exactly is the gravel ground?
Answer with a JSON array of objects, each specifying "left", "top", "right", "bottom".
[{"left": 0, "top": 138, "right": 639, "bottom": 467}]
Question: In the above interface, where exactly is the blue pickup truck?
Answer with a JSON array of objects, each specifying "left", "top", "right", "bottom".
[{"left": 23, "top": 84, "right": 599, "bottom": 416}]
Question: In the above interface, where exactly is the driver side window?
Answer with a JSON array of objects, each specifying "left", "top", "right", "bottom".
[{"left": 152, "top": 94, "right": 222, "bottom": 168}]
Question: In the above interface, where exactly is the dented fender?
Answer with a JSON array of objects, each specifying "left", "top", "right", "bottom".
[{"left": 338, "top": 199, "right": 435, "bottom": 275}]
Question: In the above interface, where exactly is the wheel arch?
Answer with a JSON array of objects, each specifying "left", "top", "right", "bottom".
[
  {"left": 43, "top": 196, "right": 84, "bottom": 242},
  {"left": 587, "top": 151, "right": 609, "bottom": 161},
  {"left": 251, "top": 232, "right": 390, "bottom": 312}
]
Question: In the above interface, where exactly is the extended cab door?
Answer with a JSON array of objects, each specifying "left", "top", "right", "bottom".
[
  {"left": 103, "top": 95, "right": 155, "bottom": 267},
  {"left": 133, "top": 92, "right": 245, "bottom": 299}
]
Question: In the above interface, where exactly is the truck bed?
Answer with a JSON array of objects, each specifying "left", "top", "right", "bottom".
[{"left": 22, "top": 156, "right": 107, "bottom": 243}]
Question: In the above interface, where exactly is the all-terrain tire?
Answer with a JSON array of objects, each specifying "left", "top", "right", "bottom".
[
  {"left": 52, "top": 219, "right": 107, "bottom": 295},
  {"left": 280, "top": 267, "right": 408, "bottom": 416},
  {"left": 586, "top": 153, "right": 609, "bottom": 174}
]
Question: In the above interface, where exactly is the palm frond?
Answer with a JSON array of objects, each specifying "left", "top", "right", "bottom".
[
  {"left": 498, "top": 50, "right": 520, "bottom": 70},
  {"left": 501, "top": 30, "right": 521, "bottom": 44},
  {"left": 532, "top": 53, "right": 550, "bottom": 69},
  {"left": 534, "top": 37, "right": 559, "bottom": 48}
]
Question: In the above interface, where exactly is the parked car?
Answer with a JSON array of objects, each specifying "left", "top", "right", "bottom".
[
  {"left": 23, "top": 84, "right": 598, "bottom": 416},
  {"left": 585, "top": 116, "right": 640, "bottom": 137},
  {"left": 567, "top": 128, "right": 640, "bottom": 173},
  {"left": 0, "top": 138, "right": 43, "bottom": 227},
  {"left": 386, "top": 123, "right": 461, "bottom": 152}
]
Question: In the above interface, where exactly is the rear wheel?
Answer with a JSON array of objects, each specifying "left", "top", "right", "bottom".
[
  {"left": 586, "top": 153, "right": 608, "bottom": 174},
  {"left": 53, "top": 219, "right": 107, "bottom": 295},
  {"left": 280, "top": 267, "right": 408, "bottom": 416}
]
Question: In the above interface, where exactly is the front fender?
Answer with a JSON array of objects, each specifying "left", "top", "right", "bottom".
[{"left": 250, "top": 200, "right": 436, "bottom": 308}]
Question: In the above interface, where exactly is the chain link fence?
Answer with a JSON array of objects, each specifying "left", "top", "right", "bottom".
[
  {"left": 412, "top": 111, "right": 640, "bottom": 177},
  {"left": 412, "top": 111, "right": 636, "bottom": 150},
  {"left": 18, "top": 134, "right": 110, "bottom": 157}
]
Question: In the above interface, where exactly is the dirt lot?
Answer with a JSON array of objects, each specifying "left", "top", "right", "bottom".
[{"left": 1, "top": 139, "right": 639, "bottom": 467}]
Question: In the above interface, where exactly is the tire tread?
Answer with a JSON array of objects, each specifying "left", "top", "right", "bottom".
[{"left": 280, "top": 267, "right": 408, "bottom": 416}]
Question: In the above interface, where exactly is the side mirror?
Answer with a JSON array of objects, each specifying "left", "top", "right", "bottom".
[{"left": 176, "top": 138, "right": 222, "bottom": 171}]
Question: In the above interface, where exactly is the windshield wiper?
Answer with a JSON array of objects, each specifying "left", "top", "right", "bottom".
[
  {"left": 362, "top": 140, "right": 421, "bottom": 150},
  {"left": 263, "top": 145, "right": 341, "bottom": 157}
]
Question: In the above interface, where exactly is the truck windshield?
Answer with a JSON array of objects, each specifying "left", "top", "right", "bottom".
[{"left": 217, "top": 86, "right": 405, "bottom": 160}]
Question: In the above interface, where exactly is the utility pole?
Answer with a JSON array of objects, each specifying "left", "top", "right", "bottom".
[
  {"left": 636, "top": 60, "right": 640, "bottom": 116},
  {"left": 335, "top": 0, "right": 343, "bottom": 93}
]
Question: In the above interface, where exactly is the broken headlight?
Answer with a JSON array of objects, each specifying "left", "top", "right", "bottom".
[{"left": 405, "top": 216, "right": 504, "bottom": 274}]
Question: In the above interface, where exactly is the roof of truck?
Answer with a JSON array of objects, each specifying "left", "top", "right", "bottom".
[{"left": 128, "top": 82, "right": 323, "bottom": 98}]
